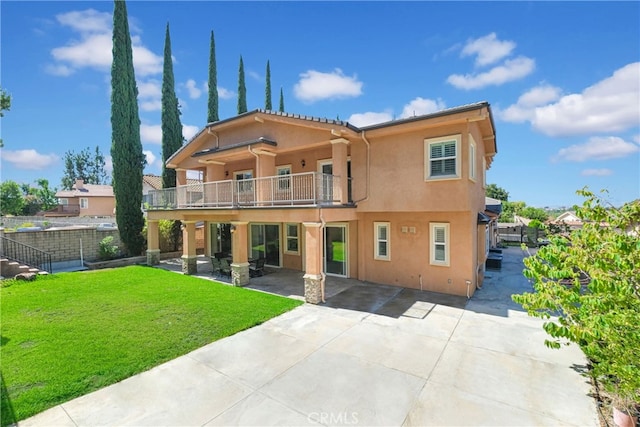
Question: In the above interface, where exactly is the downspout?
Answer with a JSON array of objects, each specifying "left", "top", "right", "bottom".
[
  {"left": 319, "top": 208, "right": 327, "bottom": 303},
  {"left": 207, "top": 128, "right": 219, "bottom": 149},
  {"left": 353, "top": 130, "right": 370, "bottom": 203}
]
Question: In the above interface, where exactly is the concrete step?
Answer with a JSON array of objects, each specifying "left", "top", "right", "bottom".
[{"left": 0, "top": 258, "right": 48, "bottom": 278}]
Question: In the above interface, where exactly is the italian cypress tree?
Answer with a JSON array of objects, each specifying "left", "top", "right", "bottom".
[
  {"left": 237, "top": 56, "right": 247, "bottom": 114},
  {"left": 265, "top": 60, "right": 272, "bottom": 110},
  {"left": 161, "top": 23, "right": 183, "bottom": 190},
  {"left": 111, "top": 0, "right": 145, "bottom": 256},
  {"left": 207, "top": 30, "right": 219, "bottom": 123},
  {"left": 279, "top": 87, "right": 285, "bottom": 112},
  {"left": 161, "top": 23, "right": 183, "bottom": 251}
]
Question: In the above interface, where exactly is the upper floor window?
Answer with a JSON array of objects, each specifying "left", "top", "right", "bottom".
[
  {"left": 59, "top": 198, "right": 68, "bottom": 205},
  {"left": 430, "top": 222, "right": 450, "bottom": 266},
  {"left": 80, "top": 198, "right": 89, "bottom": 209},
  {"left": 425, "top": 134, "right": 461, "bottom": 180},
  {"left": 234, "top": 170, "right": 253, "bottom": 192},
  {"left": 276, "top": 165, "right": 292, "bottom": 190},
  {"left": 374, "top": 222, "right": 390, "bottom": 261}
]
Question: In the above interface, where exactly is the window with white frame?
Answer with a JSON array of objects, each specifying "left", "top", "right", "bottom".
[
  {"left": 374, "top": 222, "right": 390, "bottom": 261},
  {"left": 285, "top": 223, "right": 299, "bottom": 254},
  {"left": 276, "top": 165, "right": 291, "bottom": 190},
  {"left": 234, "top": 170, "right": 253, "bottom": 192},
  {"left": 430, "top": 223, "right": 450, "bottom": 266},
  {"left": 59, "top": 198, "right": 68, "bottom": 205},
  {"left": 425, "top": 134, "right": 461, "bottom": 180},
  {"left": 80, "top": 198, "right": 88, "bottom": 209},
  {"left": 469, "top": 135, "right": 477, "bottom": 181}
]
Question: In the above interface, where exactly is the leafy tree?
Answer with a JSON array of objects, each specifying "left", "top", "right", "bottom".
[
  {"left": 0, "top": 180, "right": 25, "bottom": 215},
  {"left": 521, "top": 206, "right": 548, "bottom": 222},
  {"left": 1, "top": 87, "right": 11, "bottom": 147},
  {"left": 35, "top": 179, "right": 58, "bottom": 211},
  {"left": 61, "top": 146, "right": 108, "bottom": 189},
  {"left": 513, "top": 188, "right": 640, "bottom": 412},
  {"left": 207, "top": 30, "right": 218, "bottom": 123},
  {"left": 279, "top": 87, "right": 285, "bottom": 112},
  {"left": 161, "top": 22, "right": 183, "bottom": 250},
  {"left": 486, "top": 183, "right": 509, "bottom": 201},
  {"left": 237, "top": 55, "right": 247, "bottom": 114},
  {"left": 501, "top": 200, "right": 525, "bottom": 223},
  {"left": 110, "top": 0, "right": 146, "bottom": 256},
  {"left": 265, "top": 60, "right": 272, "bottom": 110}
]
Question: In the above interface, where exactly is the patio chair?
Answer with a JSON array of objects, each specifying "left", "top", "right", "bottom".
[
  {"left": 211, "top": 257, "right": 222, "bottom": 276},
  {"left": 219, "top": 258, "right": 232, "bottom": 277},
  {"left": 249, "top": 257, "right": 265, "bottom": 278}
]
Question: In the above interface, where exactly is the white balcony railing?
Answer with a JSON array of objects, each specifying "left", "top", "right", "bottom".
[{"left": 144, "top": 172, "right": 349, "bottom": 210}]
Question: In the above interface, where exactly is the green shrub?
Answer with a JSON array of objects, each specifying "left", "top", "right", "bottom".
[{"left": 98, "top": 236, "right": 119, "bottom": 260}]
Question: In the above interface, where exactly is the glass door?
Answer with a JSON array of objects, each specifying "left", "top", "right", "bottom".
[
  {"left": 318, "top": 160, "right": 333, "bottom": 202},
  {"left": 324, "top": 224, "right": 347, "bottom": 277},
  {"left": 250, "top": 224, "right": 281, "bottom": 267},
  {"left": 210, "top": 223, "right": 232, "bottom": 257}
]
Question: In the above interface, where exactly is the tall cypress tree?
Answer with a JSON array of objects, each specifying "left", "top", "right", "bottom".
[
  {"left": 265, "top": 60, "right": 272, "bottom": 110},
  {"left": 161, "top": 23, "right": 183, "bottom": 251},
  {"left": 237, "top": 56, "right": 247, "bottom": 114},
  {"left": 279, "top": 87, "right": 285, "bottom": 112},
  {"left": 161, "top": 22, "right": 183, "bottom": 190},
  {"left": 207, "top": 30, "right": 218, "bottom": 123},
  {"left": 111, "top": 0, "right": 145, "bottom": 256}
]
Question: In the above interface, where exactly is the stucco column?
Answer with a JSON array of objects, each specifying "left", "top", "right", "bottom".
[
  {"left": 203, "top": 162, "right": 225, "bottom": 207},
  {"left": 176, "top": 169, "right": 187, "bottom": 208},
  {"left": 303, "top": 222, "right": 323, "bottom": 304},
  {"left": 205, "top": 162, "right": 226, "bottom": 182},
  {"left": 254, "top": 150, "right": 276, "bottom": 205},
  {"left": 181, "top": 220, "right": 197, "bottom": 275},
  {"left": 146, "top": 219, "right": 160, "bottom": 265},
  {"left": 331, "top": 138, "right": 349, "bottom": 204},
  {"left": 230, "top": 221, "right": 249, "bottom": 286}
]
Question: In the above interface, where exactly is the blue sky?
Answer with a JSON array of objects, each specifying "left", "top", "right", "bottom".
[{"left": 1, "top": 1, "right": 639, "bottom": 208}]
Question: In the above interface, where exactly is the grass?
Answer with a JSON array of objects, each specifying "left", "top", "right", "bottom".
[{"left": 0, "top": 266, "right": 302, "bottom": 425}]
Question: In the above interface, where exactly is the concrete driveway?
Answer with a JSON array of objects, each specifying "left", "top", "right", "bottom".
[{"left": 19, "top": 247, "right": 598, "bottom": 426}]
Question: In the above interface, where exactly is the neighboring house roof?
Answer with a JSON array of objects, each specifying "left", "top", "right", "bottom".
[
  {"left": 56, "top": 181, "right": 113, "bottom": 198},
  {"left": 555, "top": 211, "right": 581, "bottom": 223}
]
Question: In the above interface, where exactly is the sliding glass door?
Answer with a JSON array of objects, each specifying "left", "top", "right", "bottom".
[
  {"left": 250, "top": 224, "right": 281, "bottom": 267},
  {"left": 324, "top": 224, "right": 347, "bottom": 277}
]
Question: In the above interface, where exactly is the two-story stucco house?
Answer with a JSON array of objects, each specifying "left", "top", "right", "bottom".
[
  {"left": 51, "top": 179, "right": 115, "bottom": 217},
  {"left": 145, "top": 102, "right": 497, "bottom": 303}
]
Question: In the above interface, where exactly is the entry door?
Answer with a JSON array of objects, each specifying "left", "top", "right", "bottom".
[
  {"left": 318, "top": 160, "right": 333, "bottom": 202},
  {"left": 324, "top": 224, "right": 347, "bottom": 277},
  {"left": 250, "top": 224, "right": 281, "bottom": 267},
  {"left": 210, "top": 223, "right": 232, "bottom": 256}
]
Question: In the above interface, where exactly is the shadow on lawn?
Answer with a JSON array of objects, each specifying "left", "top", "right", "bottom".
[{"left": 1, "top": 371, "right": 17, "bottom": 427}]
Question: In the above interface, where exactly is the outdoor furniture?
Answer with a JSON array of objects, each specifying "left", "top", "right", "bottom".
[
  {"left": 249, "top": 257, "right": 265, "bottom": 277},
  {"left": 219, "top": 258, "right": 232, "bottom": 277},
  {"left": 210, "top": 257, "right": 222, "bottom": 276}
]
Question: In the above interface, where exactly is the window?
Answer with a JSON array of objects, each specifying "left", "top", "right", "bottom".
[
  {"left": 469, "top": 135, "right": 477, "bottom": 181},
  {"left": 425, "top": 134, "right": 460, "bottom": 180},
  {"left": 234, "top": 170, "right": 253, "bottom": 192},
  {"left": 276, "top": 165, "right": 291, "bottom": 190},
  {"left": 430, "top": 223, "right": 449, "bottom": 266},
  {"left": 59, "top": 198, "right": 68, "bottom": 205},
  {"left": 374, "top": 222, "right": 390, "bottom": 261},
  {"left": 80, "top": 198, "right": 88, "bottom": 209},
  {"left": 285, "top": 223, "right": 299, "bottom": 254}
]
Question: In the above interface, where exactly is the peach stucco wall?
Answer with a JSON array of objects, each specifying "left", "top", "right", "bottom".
[{"left": 76, "top": 196, "right": 115, "bottom": 217}]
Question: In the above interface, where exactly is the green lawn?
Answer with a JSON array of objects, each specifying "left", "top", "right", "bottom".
[{"left": 0, "top": 266, "right": 302, "bottom": 425}]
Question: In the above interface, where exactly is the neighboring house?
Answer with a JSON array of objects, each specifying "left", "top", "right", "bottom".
[
  {"left": 552, "top": 211, "right": 583, "bottom": 230},
  {"left": 145, "top": 102, "right": 497, "bottom": 302},
  {"left": 50, "top": 180, "right": 115, "bottom": 217},
  {"left": 485, "top": 197, "right": 502, "bottom": 248},
  {"left": 143, "top": 174, "right": 203, "bottom": 195}
]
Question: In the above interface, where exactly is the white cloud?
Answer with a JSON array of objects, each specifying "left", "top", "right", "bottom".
[
  {"left": 183, "top": 125, "right": 200, "bottom": 141},
  {"left": 581, "top": 168, "right": 613, "bottom": 176},
  {"left": 294, "top": 69, "right": 363, "bottom": 103},
  {"left": 531, "top": 62, "right": 640, "bottom": 137},
  {"left": 184, "top": 79, "right": 202, "bottom": 99},
  {"left": 498, "top": 84, "right": 562, "bottom": 122},
  {"left": 447, "top": 56, "right": 535, "bottom": 90},
  {"left": 400, "top": 97, "right": 446, "bottom": 118},
  {"left": 461, "top": 33, "right": 516, "bottom": 67},
  {"left": 1, "top": 149, "right": 59, "bottom": 170},
  {"left": 552, "top": 136, "right": 640, "bottom": 162},
  {"left": 248, "top": 70, "right": 261, "bottom": 82},
  {"left": 137, "top": 79, "right": 162, "bottom": 111},
  {"left": 143, "top": 150, "right": 159, "bottom": 169},
  {"left": 47, "top": 9, "right": 162, "bottom": 77},
  {"left": 140, "top": 124, "right": 162, "bottom": 144},
  {"left": 348, "top": 111, "right": 393, "bottom": 127},
  {"left": 218, "top": 86, "right": 234, "bottom": 100},
  {"left": 105, "top": 155, "right": 113, "bottom": 173}
]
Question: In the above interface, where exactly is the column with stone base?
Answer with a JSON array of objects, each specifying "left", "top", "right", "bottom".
[
  {"left": 181, "top": 255, "right": 198, "bottom": 275},
  {"left": 231, "top": 262, "right": 250, "bottom": 287},
  {"left": 181, "top": 220, "right": 197, "bottom": 275},
  {"left": 303, "top": 222, "right": 324, "bottom": 304}
]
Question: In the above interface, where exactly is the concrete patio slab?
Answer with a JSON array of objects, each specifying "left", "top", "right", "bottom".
[{"left": 18, "top": 247, "right": 599, "bottom": 427}]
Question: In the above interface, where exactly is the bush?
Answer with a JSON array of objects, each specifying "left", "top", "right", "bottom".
[
  {"left": 513, "top": 188, "right": 640, "bottom": 411},
  {"left": 98, "top": 236, "right": 119, "bottom": 260}
]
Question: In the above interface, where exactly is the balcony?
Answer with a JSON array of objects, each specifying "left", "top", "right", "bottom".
[{"left": 144, "top": 172, "right": 351, "bottom": 210}]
